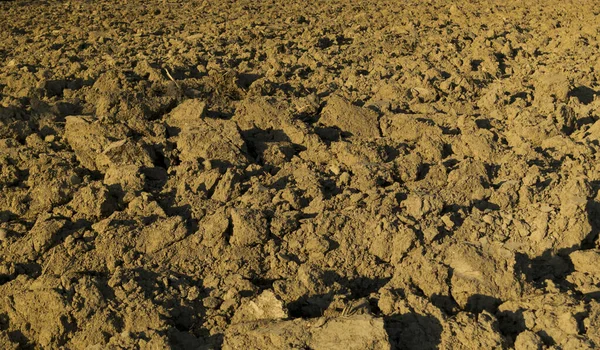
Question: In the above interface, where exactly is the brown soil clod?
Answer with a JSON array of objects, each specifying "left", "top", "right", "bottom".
[{"left": 1, "top": 0, "right": 600, "bottom": 349}]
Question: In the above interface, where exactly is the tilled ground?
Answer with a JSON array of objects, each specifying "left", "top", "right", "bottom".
[{"left": 1, "top": 0, "right": 600, "bottom": 349}]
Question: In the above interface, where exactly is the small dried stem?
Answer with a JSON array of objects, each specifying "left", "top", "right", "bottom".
[{"left": 165, "top": 67, "right": 182, "bottom": 90}]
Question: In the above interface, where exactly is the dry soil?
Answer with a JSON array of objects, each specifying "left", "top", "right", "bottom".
[{"left": 1, "top": 0, "right": 600, "bottom": 349}]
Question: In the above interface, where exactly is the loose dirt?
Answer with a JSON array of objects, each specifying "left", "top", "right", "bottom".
[{"left": 1, "top": 0, "right": 600, "bottom": 349}]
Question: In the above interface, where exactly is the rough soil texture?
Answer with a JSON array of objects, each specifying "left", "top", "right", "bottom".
[{"left": 1, "top": 0, "right": 600, "bottom": 349}]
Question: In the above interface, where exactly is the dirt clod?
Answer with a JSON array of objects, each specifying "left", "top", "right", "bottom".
[{"left": 1, "top": 0, "right": 600, "bottom": 348}]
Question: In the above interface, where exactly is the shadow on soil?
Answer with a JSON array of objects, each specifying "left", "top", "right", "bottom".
[
  {"left": 501, "top": 183, "right": 600, "bottom": 347},
  {"left": 286, "top": 273, "right": 444, "bottom": 349},
  {"left": 514, "top": 182, "right": 600, "bottom": 292},
  {"left": 384, "top": 313, "right": 442, "bottom": 350}
]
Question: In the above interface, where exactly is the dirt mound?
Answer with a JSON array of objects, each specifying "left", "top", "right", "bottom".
[{"left": 1, "top": 0, "right": 600, "bottom": 348}]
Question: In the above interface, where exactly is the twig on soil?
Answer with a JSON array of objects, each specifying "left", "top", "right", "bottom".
[
  {"left": 41, "top": 248, "right": 56, "bottom": 276},
  {"left": 164, "top": 67, "right": 182, "bottom": 90}
]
